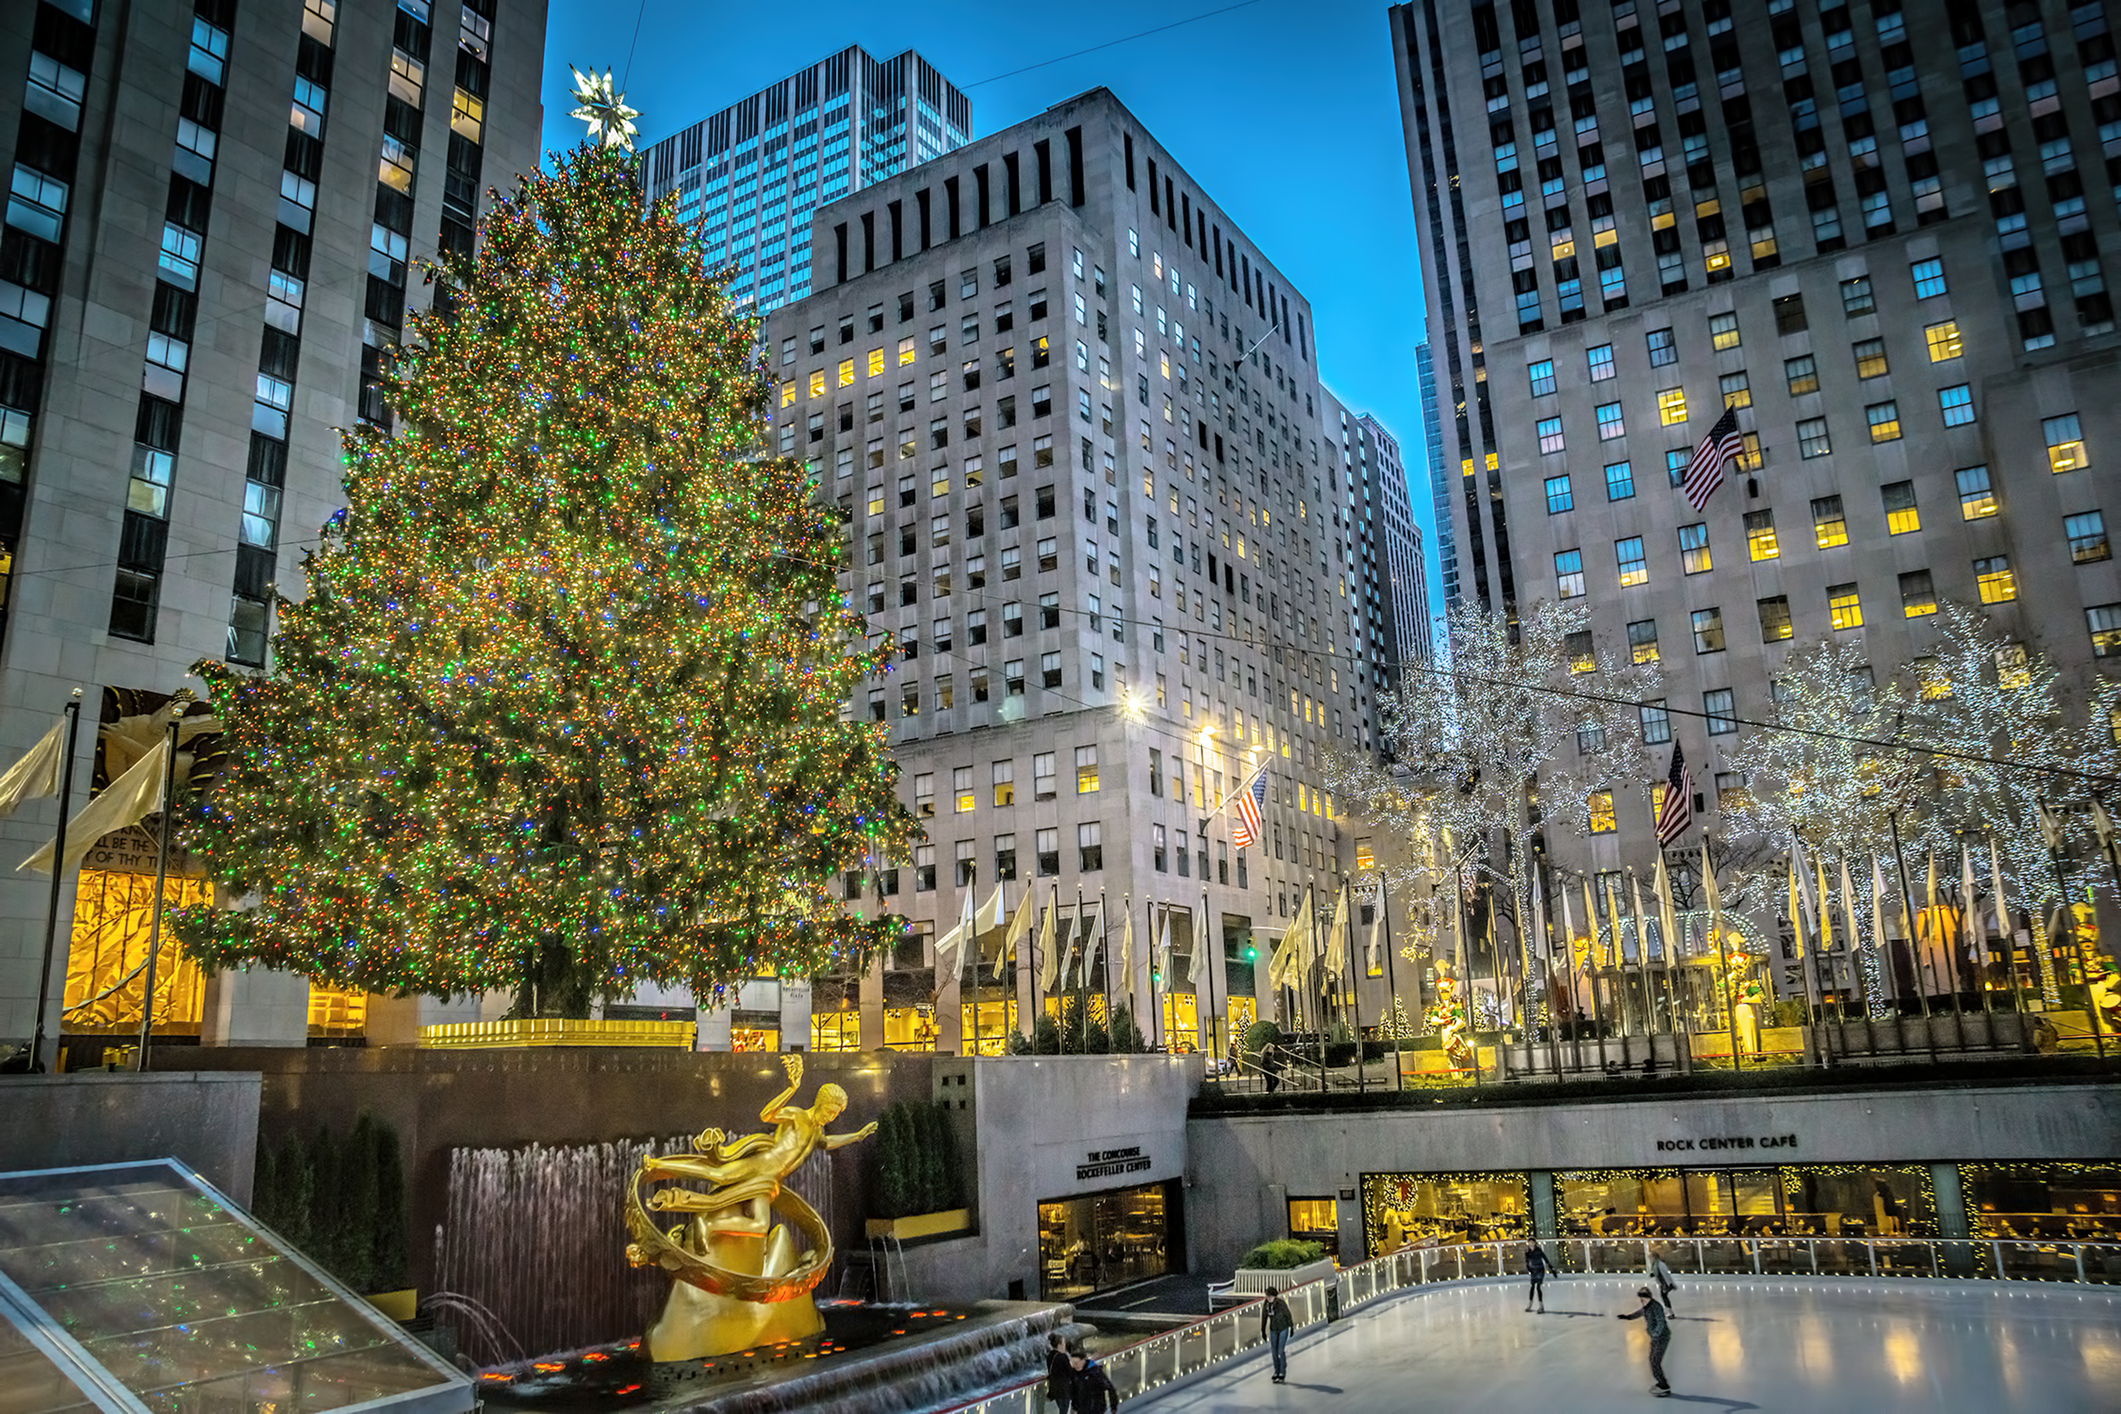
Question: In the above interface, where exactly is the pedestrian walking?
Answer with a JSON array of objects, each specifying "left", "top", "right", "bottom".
[
  {"left": 1617, "top": 1285, "right": 1673, "bottom": 1397},
  {"left": 1647, "top": 1252, "right": 1677, "bottom": 1311},
  {"left": 1524, "top": 1241, "right": 1551, "bottom": 1312},
  {"left": 1259, "top": 1284, "right": 1295, "bottom": 1383},
  {"left": 1260, "top": 1040, "right": 1282, "bottom": 1093},
  {"left": 1067, "top": 1351, "right": 1121, "bottom": 1411},
  {"left": 1045, "top": 1332, "right": 1075, "bottom": 1413}
]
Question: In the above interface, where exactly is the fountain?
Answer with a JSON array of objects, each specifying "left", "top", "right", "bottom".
[{"left": 433, "top": 1056, "right": 1072, "bottom": 1412}]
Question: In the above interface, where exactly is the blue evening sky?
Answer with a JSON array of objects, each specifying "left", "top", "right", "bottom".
[{"left": 536, "top": 1, "right": 1439, "bottom": 604}]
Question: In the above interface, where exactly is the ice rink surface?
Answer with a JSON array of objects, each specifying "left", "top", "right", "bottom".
[{"left": 1131, "top": 1278, "right": 2121, "bottom": 1413}]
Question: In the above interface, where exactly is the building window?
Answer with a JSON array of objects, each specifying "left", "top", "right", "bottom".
[
  {"left": 1677, "top": 523, "right": 1711, "bottom": 574},
  {"left": 1588, "top": 790, "right": 1617, "bottom": 834},
  {"left": 1828, "top": 582, "right": 1864, "bottom": 630},
  {"left": 1758, "top": 594, "right": 1793, "bottom": 641},
  {"left": 1078, "top": 821, "right": 1103, "bottom": 871},
  {"left": 1595, "top": 402, "right": 1626, "bottom": 439},
  {"left": 1703, "top": 688, "right": 1736, "bottom": 734},
  {"left": 1627, "top": 618, "right": 1660, "bottom": 664},
  {"left": 953, "top": 766, "right": 975, "bottom": 813},
  {"left": 1956, "top": 464, "right": 1996, "bottom": 519},
  {"left": 1899, "top": 569, "right": 1937, "bottom": 617},
  {"left": 1615, "top": 536, "right": 1647, "bottom": 587},
  {"left": 1639, "top": 700, "right": 1672, "bottom": 744},
  {"left": 1588, "top": 343, "right": 1616, "bottom": 380},
  {"left": 2066, "top": 511, "right": 2110, "bottom": 564},
  {"left": 992, "top": 760, "right": 1015, "bottom": 806},
  {"left": 1537, "top": 417, "right": 1565, "bottom": 453},
  {"left": 1041, "top": 651, "right": 1062, "bottom": 688},
  {"left": 1974, "top": 555, "right": 2016, "bottom": 603},
  {"left": 1566, "top": 630, "right": 1597, "bottom": 674},
  {"left": 1665, "top": 447, "right": 1690, "bottom": 486},
  {"left": 1840, "top": 275, "right": 1875, "bottom": 315},
  {"left": 1036, "top": 827, "right": 1060, "bottom": 877},
  {"left": 1718, "top": 372, "right": 1750, "bottom": 409},
  {"left": 2045, "top": 414, "right": 2087, "bottom": 473},
  {"left": 1577, "top": 720, "right": 1607, "bottom": 753},
  {"left": 1784, "top": 355, "right": 1819, "bottom": 396},
  {"left": 1556, "top": 548, "right": 1585, "bottom": 597},
  {"left": 1910, "top": 257, "right": 1947, "bottom": 298},
  {"left": 1811, "top": 496, "right": 1848, "bottom": 548},
  {"left": 1033, "top": 752, "right": 1056, "bottom": 800},
  {"left": 1938, "top": 384, "right": 1975, "bottom": 426},
  {"left": 1528, "top": 358, "right": 1557, "bottom": 396},
  {"left": 1772, "top": 293, "right": 1808, "bottom": 334},
  {"left": 1744, "top": 509, "right": 1779, "bottom": 561},
  {"left": 1709, "top": 311, "right": 1741, "bottom": 350},
  {"left": 2088, "top": 604, "right": 2121, "bottom": 658},
  {"left": 1878, "top": 481, "right": 1920, "bottom": 535},
  {"left": 1692, "top": 607, "right": 1725, "bottom": 653},
  {"left": 1851, "top": 338, "right": 1890, "bottom": 379},
  {"left": 1603, "top": 460, "right": 1634, "bottom": 500},
  {"left": 1545, "top": 475, "right": 1574, "bottom": 513},
  {"left": 1715, "top": 771, "right": 1748, "bottom": 812},
  {"left": 1865, "top": 400, "right": 1902, "bottom": 442},
  {"left": 1656, "top": 387, "right": 1687, "bottom": 425},
  {"left": 1797, "top": 417, "right": 1832, "bottom": 458},
  {"left": 1925, "top": 320, "right": 1962, "bottom": 362},
  {"left": 1647, "top": 328, "right": 1678, "bottom": 365},
  {"left": 1152, "top": 823, "right": 1168, "bottom": 872}
]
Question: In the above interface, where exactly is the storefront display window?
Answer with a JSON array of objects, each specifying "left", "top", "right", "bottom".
[
  {"left": 961, "top": 997, "right": 1017, "bottom": 1056},
  {"left": 882, "top": 1004, "right": 938, "bottom": 1050},
  {"left": 730, "top": 1026, "right": 779, "bottom": 1053},
  {"left": 810, "top": 1007, "right": 860, "bottom": 1052},
  {"left": 306, "top": 981, "right": 366, "bottom": 1037},
  {"left": 1963, "top": 1163, "right": 2121, "bottom": 1241},
  {"left": 1362, "top": 1172, "right": 1531, "bottom": 1253},
  {"left": 1287, "top": 1197, "right": 1338, "bottom": 1257},
  {"left": 1555, "top": 1163, "right": 1934, "bottom": 1238},
  {"left": 1037, "top": 1181, "right": 1173, "bottom": 1300},
  {"left": 1159, "top": 991, "right": 1198, "bottom": 1051}
]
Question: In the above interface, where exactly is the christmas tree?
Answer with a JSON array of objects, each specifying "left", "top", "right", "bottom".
[{"left": 175, "top": 133, "right": 916, "bottom": 1010}]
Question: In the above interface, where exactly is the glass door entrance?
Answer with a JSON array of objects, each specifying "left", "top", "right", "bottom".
[{"left": 1037, "top": 1181, "right": 1174, "bottom": 1300}]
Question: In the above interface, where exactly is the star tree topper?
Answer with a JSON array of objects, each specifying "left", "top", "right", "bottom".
[{"left": 570, "top": 66, "right": 640, "bottom": 151}]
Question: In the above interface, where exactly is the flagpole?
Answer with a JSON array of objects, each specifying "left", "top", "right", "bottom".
[
  {"left": 1347, "top": 881, "right": 1366, "bottom": 1094},
  {"left": 28, "top": 692, "right": 83, "bottom": 1072},
  {"left": 1308, "top": 881, "right": 1327, "bottom": 1077},
  {"left": 1148, "top": 899, "right": 1163, "bottom": 1054},
  {"left": 1380, "top": 871, "right": 1403, "bottom": 1092},
  {"left": 1885, "top": 811, "right": 1926, "bottom": 1059},
  {"left": 134, "top": 716, "right": 183, "bottom": 1073},
  {"left": 1200, "top": 889, "right": 1219, "bottom": 1067},
  {"left": 1099, "top": 887, "right": 1111, "bottom": 1053}
]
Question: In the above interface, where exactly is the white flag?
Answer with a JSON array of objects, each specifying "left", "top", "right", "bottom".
[
  {"left": 933, "top": 885, "right": 977, "bottom": 977},
  {"left": 1187, "top": 891, "right": 1208, "bottom": 984},
  {"left": 2037, "top": 801, "right": 2065, "bottom": 853},
  {"left": 1035, "top": 904, "right": 1057, "bottom": 991},
  {"left": 21, "top": 737, "right": 169, "bottom": 875},
  {"left": 1961, "top": 844, "right": 1984, "bottom": 965},
  {"left": 1989, "top": 838, "right": 2010, "bottom": 954},
  {"left": 996, "top": 885, "right": 1036, "bottom": 980},
  {"left": 0, "top": 718, "right": 66, "bottom": 819},
  {"left": 1083, "top": 904, "right": 1104, "bottom": 984},
  {"left": 1117, "top": 901, "right": 1135, "bottom": 994},
  {"left": 2093, "top": 799, "right": 2116, "bottom": 859},
  {"left": 1058, "top": 908, "right": 1082, "bottom": 989},
  {"left": 1869, "top": 854, "right": 1890, "bottom": 964},
  {"left": 1155, "top": 908, "right": 1173, "bottom": 978},
  {"left": 1321, "top": 884, "right": 1349, "bottom": 979}
]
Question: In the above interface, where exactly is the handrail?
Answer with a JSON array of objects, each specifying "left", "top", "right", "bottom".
[{"left": 926, "top": 1235, "right": 2121, "bottom": 1413}]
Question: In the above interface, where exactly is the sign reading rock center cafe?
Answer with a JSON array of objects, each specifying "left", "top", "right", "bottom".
[{"left": 1655, "top": 1132, "right": 1801, "bottom": 1155}]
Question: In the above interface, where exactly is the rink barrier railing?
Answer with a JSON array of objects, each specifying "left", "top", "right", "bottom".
[{"left": 928, "top": 1235, "right": 2121, "bottom": 1413}]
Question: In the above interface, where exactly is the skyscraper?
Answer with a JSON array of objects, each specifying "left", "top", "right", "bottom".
[
  {"left": 639, "top": 48, "right": 971, "bottom": 312},
  {"left": 0, "top": 0, "right": 547, "bottom": 1062},
  {"left": 1415, "top": 340, "right": 1458, "bottom": 615},
  {"left": 757, "top": 87, "right": 1386, "bottom": 1056},
  {"left": 1392, "top": 0, "right": 2121, "bottom": 871},
  {"left": 1324, "top": 391, "right": 1427, "bottom": 753}
]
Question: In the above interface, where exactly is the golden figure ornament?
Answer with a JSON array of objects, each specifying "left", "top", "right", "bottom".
[{"left": 625, "top": 1054, "right": 876, "bottom": 1361}]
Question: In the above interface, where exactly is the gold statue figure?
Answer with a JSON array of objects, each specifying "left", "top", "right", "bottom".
[{"left": 625, "top": 1054, "right": 876, "bottom": 1361}]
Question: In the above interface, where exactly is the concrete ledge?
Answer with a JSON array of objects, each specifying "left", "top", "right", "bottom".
[{"left": 0, "top": 1071, "right": 260, "bottom": 1203}]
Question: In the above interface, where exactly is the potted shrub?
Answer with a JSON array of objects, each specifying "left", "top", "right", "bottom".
[
  {"left": 1229, "top": 1238, "right": 1334, "bottom": 1298},
  {"left": 864, "top": 1100, "right": 972, "bottom": 1241}
]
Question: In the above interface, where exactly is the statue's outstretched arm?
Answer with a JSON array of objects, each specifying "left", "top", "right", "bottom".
[
  {"left": 822, "top": 1120, "right": 880, "bottom": 1151},
  {"left": 759, "top": 1053, "right": 803, "bottom": 1124}
]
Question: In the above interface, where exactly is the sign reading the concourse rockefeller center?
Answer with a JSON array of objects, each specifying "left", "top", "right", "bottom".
[
  {"left": 1078, "top": 1146, "right": 1154, "bottom": 1181},
  {"left": 1654, "top": 1133, "right": 1801, "bottom": 1155}
]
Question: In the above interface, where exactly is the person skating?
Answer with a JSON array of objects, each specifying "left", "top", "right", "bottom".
[
  {"left": 1617, "top": 1285, "right": 1673, "bottom": 1397},
  {"left": 1045, "top": 1332, "right": 1076, "bottom": 1413},
  {"left": 1524, "top": 1241, "right": 1551, "bottom": 1312},
  {"left": 1647, "top": 1252, "right": 1677, "bottom": 1311},
  {"left": 1259, "top": 1284, "right": 1295, "bottom": 1383}
]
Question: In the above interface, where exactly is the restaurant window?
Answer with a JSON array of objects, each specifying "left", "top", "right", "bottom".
[{"left": 1361, "top": 1172, "right": 1531, "bottom": 1255}]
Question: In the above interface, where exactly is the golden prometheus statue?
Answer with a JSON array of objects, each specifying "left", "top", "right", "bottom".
[{"left": 625, "top": 1054, "right": 877, "bottom": 1361}]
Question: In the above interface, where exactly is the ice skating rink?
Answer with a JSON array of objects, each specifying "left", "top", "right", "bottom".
[{"left": 1130, "top": 1278, "right": 2121, "bottom": 1413}]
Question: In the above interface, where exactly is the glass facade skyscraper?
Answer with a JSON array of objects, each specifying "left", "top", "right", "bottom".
[{"left": 641, "top": 47, "right": 971, "bottom": 311}]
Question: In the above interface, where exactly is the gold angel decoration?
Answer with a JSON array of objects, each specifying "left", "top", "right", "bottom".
[{"left": 625, "top": 1054, "right": 875, "bottom": 1361}]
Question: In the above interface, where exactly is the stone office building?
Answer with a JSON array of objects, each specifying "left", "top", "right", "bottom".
[
  {"left": 737, "top": 88, "right": 1409, "bottom": 1059},
  {"left": 1391, "top": 0, "right": 2121, "bottom": 884},
  {"left": 0, "top": 0, "right": 545, "bottom": 1063}
]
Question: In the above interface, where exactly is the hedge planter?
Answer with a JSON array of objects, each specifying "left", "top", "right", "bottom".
[{"left": 864, "top": 1208, "right": 972, "bottom": 1242}]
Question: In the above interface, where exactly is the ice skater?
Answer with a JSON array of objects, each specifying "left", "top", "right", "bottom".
[
  {"left": 1259, "top": 1284, "right": 1295, "bottom": 1383},
  {"left": 1524, "top": 1240, "right": 1551, "bottom": 1312},
  {"left": 1617, "top": 1285, "right": 1673, "bottom": 1397},
  {"left": 1646, "top": 1252, "right": 1677, "bottom": 1311}
]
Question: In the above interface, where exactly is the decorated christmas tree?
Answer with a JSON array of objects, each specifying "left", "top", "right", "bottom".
[{"left": 175, "top": 119, "right": 916, "bottom": 1011}]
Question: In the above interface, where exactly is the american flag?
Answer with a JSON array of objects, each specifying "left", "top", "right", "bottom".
[
  {"left": 1233, "top": 768, "right": 1268, "bottom": 849},
  {"left": 1655, "top": 741, "right": 1694, "bottom": 847},
  {"left": 1682, "top": 405, "right": 1745, "bottom": 512}
]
